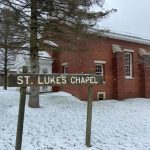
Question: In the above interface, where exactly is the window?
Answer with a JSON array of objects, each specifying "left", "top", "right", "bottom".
[
  {"left": 97, "top": 92, "right": 106, "bottom": 100},
  {"left": 95, "top": 64, "right": 104, "bottom": 76},
  {"left": 124, "top": 53, "right": 133, "bottom": 78},
  {"left": 62, "top": 62, "right": 68, "bottom": 74},
  {"left": 63, "top": 65, "right": 68, "bottom": 74}
]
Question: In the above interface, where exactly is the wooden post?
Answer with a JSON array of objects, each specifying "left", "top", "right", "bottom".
[
  {"left": 85, "top": 85, "right": 93, "bottom": 147},
  {"left": 15, "top": 66, "right": 28, "bottom": 150}
]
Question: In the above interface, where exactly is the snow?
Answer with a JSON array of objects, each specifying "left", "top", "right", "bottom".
[
  {"left": 21, "top": 43, "right": 30, "bottom": 49},
  {"left": 50, "top": 91, "right": 72, "bottom": 97},
  {"left": 43, "top": 40, "right": 58, "bottom": 47},
  {"left": 21, "top": 40, "right": 58, "bottom": 50},
  {"left": 38, "top": 51, "right": 51, "bottom": 59},
  {"left": 17, "top": 48, "right": 51, "bottom": 60},
  {"left": 1, "top": 88, "right": 150, "bottom": 150}
]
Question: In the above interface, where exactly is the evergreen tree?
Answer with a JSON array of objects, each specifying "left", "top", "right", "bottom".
[
  {"left": 1, "top": 0, "right": 116, "bottom": 107},
  {"left": 0, "top": 8, "right": 27, "bottom": 90}
]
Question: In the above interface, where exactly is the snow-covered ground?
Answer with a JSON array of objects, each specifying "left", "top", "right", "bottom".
[{"left": 1, "top": 88, "right": 150, "bottom": 150}]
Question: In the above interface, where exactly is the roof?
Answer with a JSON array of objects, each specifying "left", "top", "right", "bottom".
[
  {"left": 20, "top": 43, "right": 53, "bottom": 60},
  {"left": 90, "top": 28, "right": 150, "bottom": 45},
  {"left": 102, "top": 31, "right": 150, "bottom": 45},
  {"left": 38, "top": 51, "right": 52, "bottom": 60},
  {"left": 43, "top": 40, "right": 58, "bottom": 47},
  {"left": 18, "top": 50, "right": 51, "bottom": 60}
]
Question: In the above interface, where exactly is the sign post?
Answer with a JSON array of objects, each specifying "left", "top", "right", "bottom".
[
  {"left": 86, "top": 85, "right": 93, "bottom": 147},
  {"left": 15, "top": 66, "right": 28, "bottom": 150},
  {"left": 7, "top": 73, "right": 103, "bottom": 149}
]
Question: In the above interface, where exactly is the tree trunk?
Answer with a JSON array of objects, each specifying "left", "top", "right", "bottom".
[
  {"left": 3, "top": 47, "right": 8, "bottom": 90},
  {"left": 3, "top": 22, "right": 8, "bottom": 90},
  {"left": 28, "top": 0, "right": 40, "bottom": 108}
]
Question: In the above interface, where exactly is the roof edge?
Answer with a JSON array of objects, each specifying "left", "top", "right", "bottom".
[
  {"left": 100, "top": 31, "right": 150, "bottom": 45},
  {"left": 88, "top": 28, "right": 150, "bottom": 45}
]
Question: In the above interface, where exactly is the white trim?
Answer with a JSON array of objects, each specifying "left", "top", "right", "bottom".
[
  {"left": 63, "top": 65, "right": 68, "bottom": 74},
  {"left": 103, "top": 32, "right": 150, "bottom": 45},
  {"left": 95, "top": 64, "right": 104, "bottom": 76},
  {"left": 124, "top": 49, "right": 134, "bottom": 53},
  {"left": 124, "top": 52, "right": 133, "bottom": 78},
  {"left": 61, "top": 62, "right": 68, "bottom": 66},
  {"left": 125, "top": 77, "right": 135, "bottom": 80},
  {"left": 90, "top": 28, "right": 150, "bottom": 45},
  {"left": 94, "top": 60, "right": 106, "bottom": 64},
  {"left": 97, "top": 92, "right": 106, "bottom": 100}
]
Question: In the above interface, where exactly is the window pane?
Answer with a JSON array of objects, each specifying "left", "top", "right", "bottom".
[
  {"left": 124, "top": 53, "right": 133, "bottom": 77},
  {"left": 95, "top": 64, "right": 103, "bottom": 76},
  {"left": 63, "top": 65, "right": 68, "bottom": 73}
]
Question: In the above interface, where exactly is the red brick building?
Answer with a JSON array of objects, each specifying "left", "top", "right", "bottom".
[{"left": 52, "top": 32, "right": 150, "bottom": 100}]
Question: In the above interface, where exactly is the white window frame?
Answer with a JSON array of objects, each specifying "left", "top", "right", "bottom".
[
  {"left": 94, "top": 60, "right": 106, "bottom": 64},
  {"left": 95, "top": 63, "right": 104, "bottom": 76},
  {"left": 63, "top": 65, "right": 68, "bottom": 74},
  {"left": 62, "top": 62, "right": 68, "bottom": 66},
  {"left": 97, "top": 92, "right": 106, "bottom": 100},
  {"left": 62, "top": 62, "right": 68, "bottom": 74},
  {"left": 124, "top": 49, "right": 134, "bottom": 53},
  {"left": 124, "top": 52, "right": 133, "bottom": 78}
]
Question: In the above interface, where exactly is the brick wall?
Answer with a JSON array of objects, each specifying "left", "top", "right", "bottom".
[{"left": 52, "top": 37, "right": 150, "bottom": 100}]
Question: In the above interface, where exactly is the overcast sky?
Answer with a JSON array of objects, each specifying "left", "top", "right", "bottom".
[{"left": 96, "top": 0, "right": 150, "bottom": 39}]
